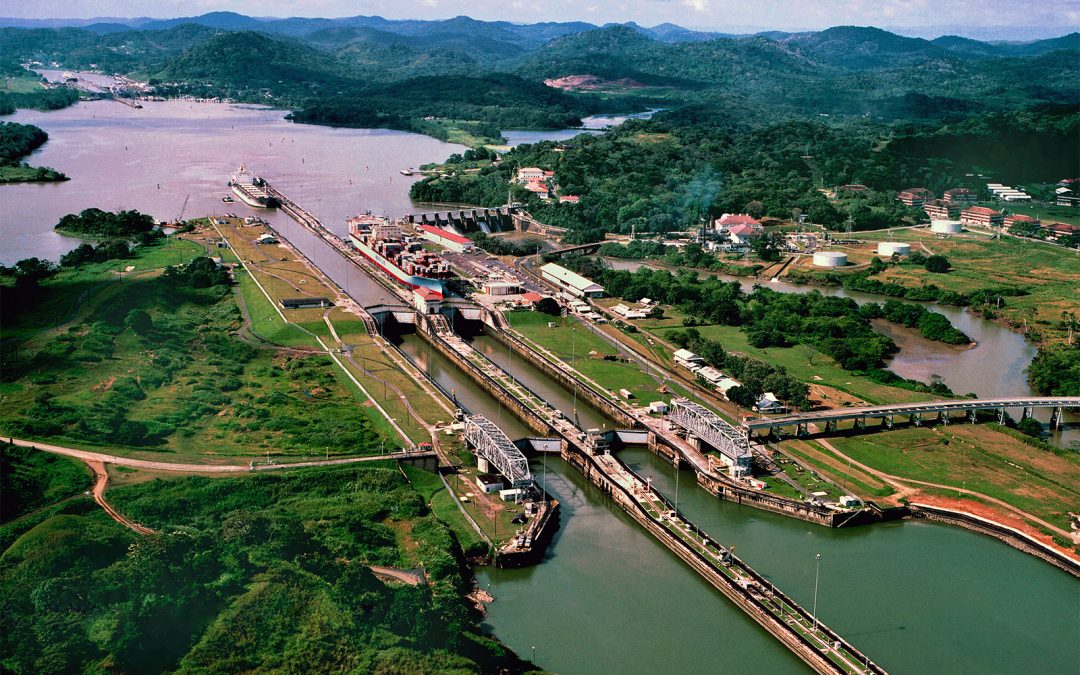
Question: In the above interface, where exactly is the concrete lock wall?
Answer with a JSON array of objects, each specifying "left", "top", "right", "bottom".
[{"left": 415, "top": 319, "right": 552, "bottom": 436}]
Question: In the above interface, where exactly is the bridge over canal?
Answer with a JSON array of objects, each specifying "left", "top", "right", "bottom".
[{"left": 743, "top": 397, "right": 1080, "bottom": 438}]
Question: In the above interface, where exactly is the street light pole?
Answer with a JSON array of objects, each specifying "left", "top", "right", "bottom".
[
  {"left": 674, "top": 459, "right": 680, "bottom": 515},
  {"left": 812, "top": 553, "right": 822, "bottom": 634}
]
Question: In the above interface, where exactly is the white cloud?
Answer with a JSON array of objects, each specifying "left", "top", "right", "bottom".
[{"left": 682, "top": 0, "right": 709, "bottom": 11}]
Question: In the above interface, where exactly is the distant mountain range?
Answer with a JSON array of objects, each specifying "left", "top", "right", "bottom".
[
  {"left": 1, "top": 12, "right": 1076, "bottom": 137},
  {"left": 0, "top": 11, "right": 1076, "bottom": 54}
]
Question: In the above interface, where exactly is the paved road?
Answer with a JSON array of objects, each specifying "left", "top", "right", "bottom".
[{"left": 7, "top": 438, "right": 430, "bottom": 473}]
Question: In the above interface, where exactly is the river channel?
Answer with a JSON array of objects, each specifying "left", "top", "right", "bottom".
[
  {"left": 605, "top": 259, "right": 1078, "bottom": 445},
  {"left": 2, "top": 98, "right": 1076, "bottom": 673}
]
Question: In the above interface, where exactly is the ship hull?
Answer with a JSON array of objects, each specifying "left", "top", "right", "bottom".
[
  {"left": 349, "top": 235, "right": 446, "bottom": 294},
  {"left": 231, "top": 183, "right": 276, "bottom": 209}
]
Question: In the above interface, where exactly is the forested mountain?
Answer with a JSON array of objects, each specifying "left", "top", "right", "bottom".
[{"left": 0, "top": 14, "right": 1076, "bottom": 142}]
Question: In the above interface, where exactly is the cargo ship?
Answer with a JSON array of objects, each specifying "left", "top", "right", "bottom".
[
  {"left": 347, "top": 214, "right": 451, "bottom": 294},
  {"left": 229, "top": 165, "right": 279, "bottom": 208}
]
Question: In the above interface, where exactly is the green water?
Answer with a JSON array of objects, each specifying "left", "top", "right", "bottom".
[{"left": 479, "top": 450, "right": 1080, "bottom": 674}]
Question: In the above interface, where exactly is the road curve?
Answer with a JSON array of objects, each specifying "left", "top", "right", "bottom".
[{"left": 6, "top": 438, "right": 432, "bottom": 474}]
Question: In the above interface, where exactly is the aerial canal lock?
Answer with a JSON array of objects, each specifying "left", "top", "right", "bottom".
[{"left": 244, "top": 174, "right": 894, "bottom": 670}]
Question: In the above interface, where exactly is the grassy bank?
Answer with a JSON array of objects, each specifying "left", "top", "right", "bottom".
[
  {"left": 507, "top": 310, "right": 667, "bottom": 405},
  {"left": 822, "top": 426, "right": 1080, "bottom": 531},
  {"left": 0, "top": 235, "right": 398, "bottom": 462}
]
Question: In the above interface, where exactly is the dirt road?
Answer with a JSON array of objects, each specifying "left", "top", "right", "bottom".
[{"left": 6, "top": 438, "right": 431, "bottom": 473}]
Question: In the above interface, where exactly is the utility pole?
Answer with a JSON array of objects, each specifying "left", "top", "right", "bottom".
[{"left": 812, "top": 553, "right": 822, "bottom": 634}]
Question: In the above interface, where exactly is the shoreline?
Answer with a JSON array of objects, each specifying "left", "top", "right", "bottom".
[{"left": 910, "top": 502, "right": 1080, "bottom": 578}]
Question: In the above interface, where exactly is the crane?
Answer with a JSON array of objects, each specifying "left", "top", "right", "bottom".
[{"left": 175, "top": 194, "right": 189, "bottom": 225}]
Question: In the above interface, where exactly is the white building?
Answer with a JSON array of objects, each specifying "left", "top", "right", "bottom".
[
  {"left": 674, "top": 348, "right": 705, "bottom": 370},
  {"left": 612, "top": 303, "right": 648, "bottom": 320},
  {"left": 516, "top": 167, "right": 546, "bottom": 182},
  {"left": 539, "top": 263, "right": 604, "bottom": 298},
  {"left": 482, "top": 281, "right": 521, "bottom": 296},
  {"left": 416, "top": 224, "right": 475, "bottom": 253},
  {"left": 697, "top": 366, "right": 725, "bottom": 386},
  {"left": 716, "top": 377, "right": 742, "bottom": 399}
]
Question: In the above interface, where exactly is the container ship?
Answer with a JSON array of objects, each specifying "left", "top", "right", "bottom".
[
  {"left": 229, "top": 165, "right": 279, "bottom": 208},
  {"left": 347, "top": 214, "right": 451, "bottom": 294}
]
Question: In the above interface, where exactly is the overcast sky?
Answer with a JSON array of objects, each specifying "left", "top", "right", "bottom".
[{"left": 4, "top": 0, "right": 1078, "bottom": 39}]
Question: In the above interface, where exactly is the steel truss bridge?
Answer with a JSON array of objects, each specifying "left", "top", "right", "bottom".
[
  {"left": 668, "top": 398, "right": 753, "bottom": 472},
  {"left": 742, "top": 397, "right": 1080, "bottom": 438},
  {"left": 463, "top": 414, "right": 533, "bottom": 487}
]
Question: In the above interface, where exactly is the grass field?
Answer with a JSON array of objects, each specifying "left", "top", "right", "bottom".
[
  {"left": 0, "top": 233, "right": 403, "bottom": 462},
  {"left": 507, "top": 311, "right": 668, "bottom": 405},
  {"left": 779, "top": 439, "right": 896, "bottom": 499},
  {"left": 2, "top": 76, "right": 44, "bottom": 94},
  {"left": 824, "top": 425, "right": 1080, "bottom": 530},
  {"left": 0, "top": 164, "right": 66, "bottom": 183}
]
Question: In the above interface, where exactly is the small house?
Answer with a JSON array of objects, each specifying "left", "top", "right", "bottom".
[
  {"left": 475, "top": 474, "right": 504, "bottom": 493},
  {"left": 755, "top": 392, "right": 787, "bottom": 413}
]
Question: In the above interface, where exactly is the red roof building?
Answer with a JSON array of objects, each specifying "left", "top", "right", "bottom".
[
  {"left": 1003, "top": 213, "right": 1040, "bottom": 229},
  {"left": 838, "top": 184, "right": 870, "bottom": 193},
  {"left": 416, "top": 224, "right": 475, "bottom": 252},
  {"left": 1044, "top": 222, "right": 1080, "bottom": 238},
  {"left": 943, "top": 188, "right": 977, "bottom": 206},
  {"left": 559, "top": 195, "right": 580, "bottom": 204},
  {"left": 898, "top": 190, "right": 928, "bottom": 208},
  {"left": 960, "top": 205, "right": 1004, "bottom": 228},
  {"left": 923, "top": 199, "right": 959, "bottom": 220},
  {"left": 716, "top": 213, "right": 763, "bottom": 229}
]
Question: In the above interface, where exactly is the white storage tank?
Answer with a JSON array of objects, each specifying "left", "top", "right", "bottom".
[
  {"left": 877, "top": 242, "right": 910, "bottom": 257},
  {"left": 813, "top": 251, "right": 848, "bottom": 267},
  {"left": 930, "top": 220, "right": 963, "bottom": 234}
]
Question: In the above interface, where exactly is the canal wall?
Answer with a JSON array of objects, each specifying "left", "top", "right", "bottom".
[
  {"left": 416, "top": 317, "right": 552, "bottom": 436},
  {"left": 560, "top": 444, "right": 884, "bottom": 675},
  {"left": 911, "top": 503, "right": 1080, "bottom": 578},
  {"left": 479, "top": 319, "right": 639, "bottom": 429},
  {"left": 644, "top": 432, "right": 881, "bottom": 528}
]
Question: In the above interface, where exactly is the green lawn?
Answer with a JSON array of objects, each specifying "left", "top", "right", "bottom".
[
  {"left": 2, "top": 76, "right": 45, "bottom": 94},
  {"left": 234, "top": 269, "right": 320, "bottom": 348},
  {"left": 402, "top": 464, "right": 487, "bottom": 556},
  {"left": 507, "top": 311, "right": 666, "bottom": 405}
]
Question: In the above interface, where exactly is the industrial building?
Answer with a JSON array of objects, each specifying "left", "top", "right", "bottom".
[
  {"left": 416, "top": 224, "right": 475, "bottom": 253},
  {"left": 813, "top": 251, "right": 848, "bottom": 267},
  {"left": 539, "top": 263, "right": 604, "bottom": 298},
  {"left": 612, "top": 304, "right": 648, "bottom": 320},
  {"left": 986, "top": 184, "right": 1031, "bottom": 202}
]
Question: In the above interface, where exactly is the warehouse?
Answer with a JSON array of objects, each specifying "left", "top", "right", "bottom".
[
  {"left": 416, "top": 224, "right": 475, "bottom": 253},
  {"left": 539, "top": 262, "right": 605, "bottom": 298}
]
